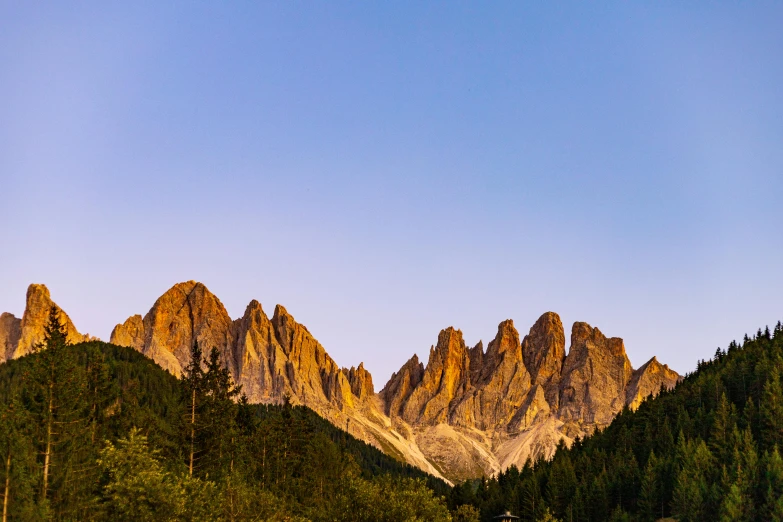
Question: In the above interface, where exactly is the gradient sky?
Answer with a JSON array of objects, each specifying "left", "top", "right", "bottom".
[{"left": 2, "top": 2, "right": 782, "bottom": 386}]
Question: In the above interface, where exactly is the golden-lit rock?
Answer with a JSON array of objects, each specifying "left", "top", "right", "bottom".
[
  {"left": 451, "top": 320, "right": 531, "bottom": 430},
  {"left": 626, "top": 356, "right": 681, "bottom": 410},
  {"left": 344, "top": 363, "right": 374, "bottom": 400},
  {"left": 379, "top": 354, "right": 424, "bottom": 417},
  {"left": 521, "top": 312, "right": 566, "bottom": 408},
  {"left": 558, "top": 322, "right": 634, "bottom": 426},
  {"left": 400, "top": 327, "right": 471, "bottom": 425},
  {"left": 0, "top": 312, "right": 21, "bottom": 363},
  {"left": 231, "top": 299, "right": 289, "bottom": 403},
  {"left": 109, "top": 314, "right": 144, "bottom": 352},
  {"left": 110, "top": 281, "right": 234, "bottom": 376},
  {"left": 13, "top": 284, "right": 91, "bottom": 358}
]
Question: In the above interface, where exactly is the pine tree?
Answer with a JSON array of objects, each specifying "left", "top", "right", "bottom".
[
  {"left": 638, "top": 451, "right": 659, "bottom": 522},
  {"left": 23, "top": 306, "right": 89, "bottom": 514},
  {"left": 764, "top": 447, "right": 783, "bottom": 521},
  {"left": 199, "top": 347, "right": 241, "bottom": 479},
  {"left": 672, "top": 437, "right": 715, "bottom": 522},
  {"left": 718, "top": 427, "right": 758, "bottom": 522},
  {"left": 710, "top": 393, "right": 736, "bottom": 462},
  {"left": 545, "top": 453, "right": 576, "bottom": 517},
  {"left": 0, "top": 395, "right": 40, "bottom": 522},
  {"left": 182, "top": 341, "right": 205, "bottom": 478},
  {"left": 761, "top": 365, "right": 783, "bottom": 447}
]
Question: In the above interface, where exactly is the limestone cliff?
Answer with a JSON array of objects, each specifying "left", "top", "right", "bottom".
[
  {"left": 558, "top": 322, "right": 634, "bottom": 426},
  {"left": 450, "top": 320, "right": 531, "bottom": 431},
  {"left": 380, "top": 312, "right": 681, "bottom": 481},
  {"left": 109, "top": 315, "right": 144, "bottom": 352},
  {"left": 110, "top": 281, "right": 234, "bottom": 376},
  {"left": 378, "top": 354, "right": 424, "bottom": 417},
  {"left": 343, "top": 363, "right": 374, "bottom": 400},
  {"left": 0, "top": 312, "right": 21, "bottom": 363},
  {"left": 399, "top": 327, "right": 471, "bottom": 425},
  {"left": 4, "top": 284, "right": 92, "bottom": 359},
  {"left": 625, "top": 356, "right": 681, "bottom": 410},
  {"left": 521, "top": 312, "right": 565, "bottom": 408}
]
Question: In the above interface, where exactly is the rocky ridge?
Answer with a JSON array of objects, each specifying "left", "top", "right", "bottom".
[
  {"left": 378, "top": 314, "right": 681, "bottom": 480},
  {"left": 1, "top": 282, "right": 681, "bottom": 483}
]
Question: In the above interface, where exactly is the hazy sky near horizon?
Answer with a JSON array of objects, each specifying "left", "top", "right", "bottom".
[{"left": 2, "top": 3, "right": 782, "bottom": 385}]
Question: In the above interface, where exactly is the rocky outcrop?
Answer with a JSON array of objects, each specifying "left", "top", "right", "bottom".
[
  {"left": 626, "top": 356, "right": 681, "bottom": 410},
  {"left": 558, "top": 322, "right": 634, "bottom": 426},
  {"left": 109, "top": 281, "right": 234, "bottom": 376},
  {"left": 381, "top": 312, "right": 680, "bottom": 481},
  {"left": 450, "top": 320, "right": 531, "bottom": 430},
  {"left": 270, "top": 304, "right": 356, "bottom": 410},
  {"left": 521, "top": 312, "right": 565, "bottom": 408},
  {"left": 10, "top": 284, "right": 91, "bottom": 358},
  {"left": 399, "top": 328, "right": 471, "bottom": 425},
  {"left": 379, "top": 354, "right": 424, "bottom": 417},
  {"left": 344, "top": 363, "right": 374, "bottom": 400},
  {"left": 230, "top": 299, "right": 288, "bottom": 403},
  {"left": 109, "top": 315, "right": 144, "bottom": 352},
  {"left": 0, "top": 312, "right": 21, "bottom": 363}
]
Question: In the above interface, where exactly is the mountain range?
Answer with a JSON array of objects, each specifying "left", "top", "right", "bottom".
[{"left": 0, "top": 281, "right": 680, "bottom": 482}]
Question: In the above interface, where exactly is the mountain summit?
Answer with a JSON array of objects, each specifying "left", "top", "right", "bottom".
[
  {"left": 1, "top": 283, "right": 92, "bottom": 362},
  {"left": 1, "top": 281, "right": 680, "bottom": 482}
]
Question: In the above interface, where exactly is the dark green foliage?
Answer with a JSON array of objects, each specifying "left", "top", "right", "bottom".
[
  {"left": 453, "top": 321, "right": 783, "bottom": 521},
  {"left": 0, "top": 334, "right": 449, "bottom": 520}
]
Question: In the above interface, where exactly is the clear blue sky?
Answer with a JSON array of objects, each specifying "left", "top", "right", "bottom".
[{"left": 2, "top": 2, "right": 782, "bottom": 386}]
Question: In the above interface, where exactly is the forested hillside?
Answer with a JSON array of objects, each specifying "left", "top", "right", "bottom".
[
  {"left": 0, "top": 308, "right": 453, "bottom": 521},
  {"left": 450, "top": 321, "right": 783, "bottom": 522}
]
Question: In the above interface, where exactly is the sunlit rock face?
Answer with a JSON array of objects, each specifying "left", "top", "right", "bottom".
[
  {"left": 381, "top": 311, "right": 681, "bottom": 481},
  {"left": 109, "top": 314, "right": 143, "bottom": 353},
  {"left": 522, "top": 312, "right": 566, "bottom": 408},
  {"left": 625, "top": 356, "right": 681, "bottom": 411},
  {"left": 0, "top": 312, "right": 21, "bottom": 363},
  {"left": 110, "top": 281, "right": 235, "bottom": 376},
  {"left": 2, "top": 282, "right": 681, "bottom": 483},
  {"left": 4, "top": 284, "right": 92, "bottom": 360},
  {"left": 558, "top": 322, "right": 634, "bottom": 426}
]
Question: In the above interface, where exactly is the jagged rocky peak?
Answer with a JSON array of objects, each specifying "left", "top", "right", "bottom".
[
  {"left": 13, "top": 283, "right": 91, "bottom": 359},
  {"left": 558, "top": 322, "right": 634, "bottom": 426},
  {"left": 110, "top": 281, "right": 234, "bottom": 377},
  {"left": 450, "top": 319, "right": 531, "bottom": 430},
  {"left": 271, "top": 304, "right": 299, "bottom": 355},
  {"left": 343, "top": 363, "right": 375, "bottom": 399},
  {"left": 379, "top": 354, "right": 425, "bottom": 417},
  {"left": 110, "top": 314, "right": 143, "bottom": 352},
  {"left": 400, "top": 327, "right": 471, "bottom": 425},
  {"left": 467, "top": 340, "right": 484, "bottom": 383},
  {"left": 478, "top": 319, "right": 522, "bottom": 379},
  {"left": 231, "top": 298, "right": 288, "bottom": 403},
  {"left": 626, "top": 356, "right": 681, "bottom": 410},
  {"left": 521, "top": 312, "right": 566, "bottom": 387},
  {"left": 521, "top": 312, "right": 566, "bottom": 408}
]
